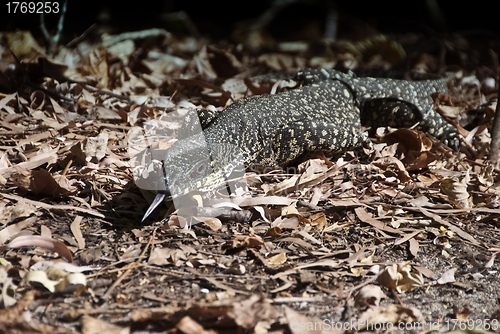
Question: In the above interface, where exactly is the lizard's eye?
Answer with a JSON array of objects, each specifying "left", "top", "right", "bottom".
[{"left": 190, "top": 160, "right": 207, "bottom": 178}]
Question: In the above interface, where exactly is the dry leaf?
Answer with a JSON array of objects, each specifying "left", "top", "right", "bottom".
[
  {"left": 0, "top": 201, "right": 36, "bottom": 226},
  {"left": 81, "top": 315, "right": 130, "bottom": 334},
  {"left": 355, "top": 284, "right": 386, "bottom": 307},
  {"left": 371, "top": 156, "right": 410, "bottom": 183},
  {"left": 29, "top": 168, "right": 77, "bottom": 197},
  {"left": 84, "top": 132, "right": 109, "bottom": 161},
  {"left": 453, "top": 305, "right": 470, "bottom": 321},
  {"left": 6, "top": 235, "right": 73, "bottom": 262},
  {"left": 176, "top": 316, "right": 217, "bottom": 334},
  {"left": 225, "top": 235, "right": 264, "bottom": 249},
  {"left": 70, "top": 216, "right": 85, "bottom": 249},
  {"left": 0, "top": 216, "right": 36, "bottom": 245},
  {"left": 267, "top": 252, "right": 287, "bottom": 265},
  {"left": 440, "top": 177, "right": 472, "bottom": 209},
  {"left": 193, "top": 216, "right": 222, "bottom": 231},
  {"left": 358, "top": 304, "right": 423, "bottom": 330},
  {"left": 20, "top": 270, "right": 59, "bottom": 292},
  {"left": 436, "top": 268, "right": 456, "bottom": 284},
  {"left": 0, "top": 147, "right": 58, "bottom": 177},
  {"left": 377, "top": 263, "right": 424, "bottom": 292}
]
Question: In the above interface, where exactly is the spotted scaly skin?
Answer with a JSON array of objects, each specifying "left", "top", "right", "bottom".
[
  {"left": 162, "top": 79, "right": 369, "bottom": 198},
  {"left": 297, "top": 68, "right": 456, "bottom": 145},
  {"left": 160, "top": 69, "right": 456, "bottom": 199}
]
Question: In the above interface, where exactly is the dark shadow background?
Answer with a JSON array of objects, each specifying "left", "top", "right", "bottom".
[{"left": 3, "top": 0, "right": 499, "bottom": 42}]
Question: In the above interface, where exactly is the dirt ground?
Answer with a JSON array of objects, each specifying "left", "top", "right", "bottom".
[{"left": 1, "top": 2, "right": 500, "bottom": 334}]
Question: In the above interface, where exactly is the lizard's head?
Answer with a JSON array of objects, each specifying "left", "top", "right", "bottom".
[{"left": 162, "top": 134, "right": 245, "bottom": 199}]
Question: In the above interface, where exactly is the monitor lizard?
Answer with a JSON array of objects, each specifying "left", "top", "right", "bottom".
[{"left": 141, "top": 68, "right": 457, "bottom": 221}]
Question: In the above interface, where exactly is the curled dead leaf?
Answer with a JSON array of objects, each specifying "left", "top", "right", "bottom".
[
  {"left": 358, "top": 304, "right": 423, "bottom": 330},
  {"left": 176, "top": 316, "right": 217, "bottom": 334},
  {"left": 377, "top": 263, "right": 424, "bottom": 292},
  {"left": 267, "top": 252, "right": 287, "bottom": 265},
  {"left": 384, "top": 128, "right": 432, "bottom": 151},
  {"left": 453, "top": 305, "right": 470, "bottom": 321},
  {"left": 354, "top": 284, "right": 386, "bottom": 307},
  {"left": 224, "top": 235, "right": 264, "bottom": 249},
  {"left": 20, "top": 270, "right": 59, "bottom": 292},
  {"left": 436, "top": 267, "right": 456, "bottom": 284},
  {"left": 440, "top": 177, "right": 472, "bottom": 209},
  {"left": 6, "top": 235, "right": 72, "bottom": 262},
  {"left": 371, "top": 156, "right": 410, "bottom": 183},
  {"left": 193, "top": 217, "right": 222, "bottom": 231}
]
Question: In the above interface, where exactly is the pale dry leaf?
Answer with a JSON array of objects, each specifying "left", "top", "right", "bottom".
[
  {"left": 148, "top": 247, "right": 187, "bottom": 266},
  {"left": 440, "top": 178, "right": 472, "bottom": 209},
  {"left": 354, "top": 284, "right": 386, "bottom": 307},
  {"left": 0, "top": 201, "right": 36, "bottom": 226},
  {"left": 55, "top": 272, "right": 87, "bottom": 294},
  {"left": 193, "top": 45, "right": 217, "bottom": 80},
  {"left": 408, "top": 238, "right": 420, "bottom": 257},
  {"left": 82, "top": 47, "right": 111, "bottom": 89},
  {"left": 358, "top": 304, "right": 423, "bottom": 330},
  {"left": 436, "top": 267, "right": 456, "bottom": 284},
  {"left": 49, "top": 97, "right": 65, "bottom": 114},
  {"left": 0, "top": 152, "right": 10, "bottom": 168},
  {"left": 81, "top": 315, "right": 130, "bottom": 334},
  {"left": 6, "top": 235, "right": 73, "bottom": 262},
  {"left": 281, "top": 202, "right": 301, "bottom": 216},
  {"left": 40, "top": 224, "right": 51, "bottom": 238},
  {"left": 30, "top": 260, "right": 100, "bottom": 273},
  {"left": 84, "top": 132, "right": 109, "bottom": 161},
  {"left": 396, "top": 263, "right": 425, "bottom": 292},
  {"left": 371, "top": 156, "right": 411, "bottom": 183},
  {"left": 0, "top": 146, "right": 58, "bottom": 177},
  {"left": 228, "top": 294, "right": 279, "bottom": 329},
  {"left": 193, "top": 217, "right": 222, "bottom": 231},
  {"left": 176, "top": 316, "right": 217, "bottom": 334},
  {"left": 284, "top": 304, "right": 344, "bottom": 334},
  {"left": 0, "top": 217, "right": 36, "bottom": 244},
  {"left": 296, "top": 259, "right": 340, "bottom": 270},
  {"left": 143, "top": 52, "right": 189, "bottom": 75},
  {"left": 0, "top": 92, "right": 18, "bottom": 114},
  {"left": 166, "top": 215, "right": 189, "bottom": 229},
  {"left": 266, "top": 175, "right": 300, "bottom": 195},
  {"left": 1, "top": 31, "right": 45, "bottom": 58},
  {"left": 272, "top": 216, "right": 300, "bottom": 229},
  {"left": 413, "top": 265, "right": 437, "bottom": 279},
  {"left": 225, "top": 235, "right": 264, "bottom": 249},
  {"left": 296, "top": 230, "right": 322, "bottom": 245},
  {"left": 267, "top": 252, "right": 287, "bottom": 265},
  {"left": 70, "top": 216, "right": 85, "bottom": 249},
  {"left": 484, "top": 252, "right": 498, "bottom": 269},
  {"left": 1, "top": 276, "right": 17, "bottom": 308},
  {"left": 253, "top": 206, "right": 270, "bottom": 223},
  {"left": 20, "top": 270, "right": 59, "bottom": 293},
  {"left": 30, "top": 90, "right": 45, "bottom": 109}
]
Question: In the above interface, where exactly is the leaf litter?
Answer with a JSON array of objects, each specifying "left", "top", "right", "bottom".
[{"left": 0, "top": 16, "right": 500, "bottom": 334}]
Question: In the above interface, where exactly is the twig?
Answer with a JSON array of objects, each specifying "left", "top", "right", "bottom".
[
  {"left": 489, "top": 83, "right": 500, "bottom": 167},
  {"left": 81, "top": 84, "right": 131, "bottom": 101},
  {"left": 40, "top": 0, "right": 68, "bottom": 55},
  {"left": 0, "top": 192, "right": 104, "bottom": 218},
  {"left": 101, "top": 228, "right": 156, "bottom": 300},
  {"left": 66, "top": 24, "right": 97, "bottom": 48}
]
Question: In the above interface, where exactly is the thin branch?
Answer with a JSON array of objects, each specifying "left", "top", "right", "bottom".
[
  {"left": 489, "top": 83, "right": 500, "bottom": 167},
  {"left": 40, "top": 0, "right": 68, "bottom": 55}
]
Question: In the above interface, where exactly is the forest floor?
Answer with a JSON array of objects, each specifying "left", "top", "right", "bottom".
[{"left": 1, "top": 8, "right": 500, "bottom": 334}]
